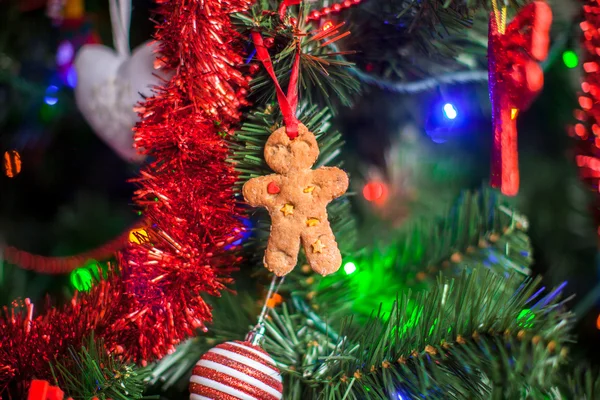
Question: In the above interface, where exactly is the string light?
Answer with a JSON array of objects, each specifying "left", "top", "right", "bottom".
[
  {"left": 44, "top": 85, "right": 59, "bottom": 106},
  {"left": 56, "top": 41, "right": 74, "bottom": 66},
  {"left": 343, "top": 261, "right": 357, "bottom": 275},
  {"left": 362, "top": 181, "right": 387, "bottom": 202},
  {"left": 3, "top": 150, "right": 22, "bottom": 178},
  {"left": 562, "top": 50, "right": 579, "bottom": 69},
  {"left": 322, "top": 20, "right": 334, "bottom": 31},
  {"left": 66, "top": 66, "right": 77, "bottom": 88},
  {"left": 443, "top": 103, "right": 458, "bottom": 120},
  {"left": 228, "top": 218, "right": 252, "bottom": 248},
  {"left": 70, "top": 267, "right": 94, "bottom": 291},
  {"left": 596, "top": 313, "right": 600, "bottom": 330}
]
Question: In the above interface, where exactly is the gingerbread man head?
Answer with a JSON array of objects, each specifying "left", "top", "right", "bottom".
[{"left": 264, "top": 124, "right": 319, "bottom": 174}]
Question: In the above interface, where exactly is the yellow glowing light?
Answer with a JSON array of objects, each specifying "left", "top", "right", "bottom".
[
  {"left": 511, "top": 108, "right": 519, "bottom": 120},
  {"left": 129, "top": 228, "right": 150, "bottom": 244},
  {"left": 64, "top": 0, "right": 85, "bottom": 19},
  {"left": 322, "top": 20, "right": 334, "bottom": 31}
]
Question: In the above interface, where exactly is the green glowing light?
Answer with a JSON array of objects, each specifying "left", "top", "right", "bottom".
[
  {"left": 517, "top": 308, "right": 535, "bottom": 328},
  {"left": 70, "top": 259, "right": 103, "bottom": 291},
  {"left": 343, "top": 262, "right": 357, "bottom": 275},
  {"left": 562, "top": 50, "right": 579, "bottom": 69},
  {"left": 70, "top": 267, "right": 94, "bottom": 292}
]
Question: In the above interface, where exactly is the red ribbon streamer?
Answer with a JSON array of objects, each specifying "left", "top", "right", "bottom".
[
  {"left": 251, "top": 30, "right": 301, "bottom": 139},
  {"left": 2, "top": 221, "right": 142, "bottom": 274},
  {"left": 277, "top": 0, "right": 301, "bottom": 20}
]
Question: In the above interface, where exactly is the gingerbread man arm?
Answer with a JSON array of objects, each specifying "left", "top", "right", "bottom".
[
  {"left": 312, "top": 167, "right": 349, "bottom": 201},
  {"left": 242, "top": 174, "right": 282, "bottom": 208}
]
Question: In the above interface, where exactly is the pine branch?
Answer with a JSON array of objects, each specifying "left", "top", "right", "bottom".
[
  {"left": 300, "top": 189, "right": 532, "bottom": 320},
  {"left": 233, "top": 1, "right": 360, "bottom": 110},
  {"left": 556, "top": 368, "right": 600, "bottom": 399},
  {"left": 321, "top": 0, "right": 483, "bottom": 82},
  {"left": 263, "top": 271, "right": 574, "bottom": 399},
  {"left": 50, "top": 334, "right": 152, "bottom": 400},
  {"left": 146, "top": 192, "right": 578, "bottom": 398}
]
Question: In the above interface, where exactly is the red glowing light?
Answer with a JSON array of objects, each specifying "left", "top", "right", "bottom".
[{"left": 362, "top": 181, "right": 387, "bottom": 203}]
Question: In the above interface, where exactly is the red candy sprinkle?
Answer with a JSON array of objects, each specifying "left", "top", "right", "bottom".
[{"left": 267, "top": 182, "right": 281, "bottom": 194}]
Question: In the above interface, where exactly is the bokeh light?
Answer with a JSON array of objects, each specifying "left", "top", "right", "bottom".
[
  {"left": 363, "top": 181, "right": 387, "bottom": 203},
  {"left": 443, "top": 103, "right": 457, "bottom": 120},
  {"left": 343, "top": 261, "right": 357, "bottom": 275},
  {"left": 44, "top": 85, "right": 59, "bottom": 106},
  {"left": 562, "top": 50, "right": 579, "bottom": 69}
]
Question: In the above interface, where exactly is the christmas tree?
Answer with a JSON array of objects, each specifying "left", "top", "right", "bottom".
[{"left": 2, "top": 0, "right": 600, "bottom": 399}]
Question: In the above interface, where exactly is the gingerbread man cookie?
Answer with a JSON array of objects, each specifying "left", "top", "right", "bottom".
[{"left": 243, "top": 123, "right": 349, "bottom": 276}]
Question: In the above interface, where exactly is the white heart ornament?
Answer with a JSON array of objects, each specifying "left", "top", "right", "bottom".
[{"left": 74, "top": 41, "right": 167, "bottom": 163}]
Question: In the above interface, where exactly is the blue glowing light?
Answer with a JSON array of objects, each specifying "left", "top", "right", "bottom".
[
  {"left": 245, "top": 49, "right": 257, "bottom": 64},
  {"left": 443, "top": 103, "right": 457, "bottom": 120},
  {"left": 226, "top": 218, "right": 252, "bottom": 249},
  {"left": 56, "top": 41, "right": 74, "bottom": 66},
  {"left": 44, "top": 85, "right": 59, "bottom": 105},
  {"left": 66, "top": 66, "right": 77, "bottom": 88}
]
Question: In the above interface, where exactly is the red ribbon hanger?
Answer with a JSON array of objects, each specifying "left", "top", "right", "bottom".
[
  {"left": 277, "top": 0, "right": 301, "bottom": 19},
  {"left": 251, "top": 3, "right": 302, "bottom": 139}
]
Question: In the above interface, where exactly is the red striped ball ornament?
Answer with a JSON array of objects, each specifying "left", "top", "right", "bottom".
[{"left": 189, "top": 340, "right": 283, "bottom": 400}]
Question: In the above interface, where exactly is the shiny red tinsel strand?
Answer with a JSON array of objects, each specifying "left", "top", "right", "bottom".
[
  {"left": 488, "top": 1, "right": 551, "bottom": 196},
  {"left": 0, "top": 0, "right": 250, "bottom": 395},
  {"left": 572, "top": 1, "right": 600, "bottom": 236}
]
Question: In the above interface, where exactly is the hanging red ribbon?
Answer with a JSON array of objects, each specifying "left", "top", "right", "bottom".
[
  {"left": 277, "top": 0, "right": 301, "bottom": 20},
  {"left": 251, "top": 28, "right": 301, "bottom": 139}
]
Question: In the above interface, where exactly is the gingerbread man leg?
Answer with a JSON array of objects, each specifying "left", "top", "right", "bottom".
[
  {"left": 264, "top": 225, "right": 301, "bottom": 277},
  {"left": 301, "top": 222, "right": 342, "bottom": 276}
]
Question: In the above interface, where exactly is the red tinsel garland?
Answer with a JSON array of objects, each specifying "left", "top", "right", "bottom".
[
  {"left": 0, "top": 0, "right": 250, "bottom": 394},
  {"left": 573, "top": 1, "right": 600, "bottom": 235}
]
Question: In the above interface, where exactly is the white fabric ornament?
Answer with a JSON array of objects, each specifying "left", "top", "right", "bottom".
[
  {"left": 74, "top": 0, "right": 167, "bottom": 162},
  {"left": 189, "top": 340, "right": 283, "bottom": 400}
]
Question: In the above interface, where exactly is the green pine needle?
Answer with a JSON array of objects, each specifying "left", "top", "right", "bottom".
[
  {"left": 558, "top": 368, "right": 600, "bottom": 399},
  {"left": 263, "top": 271, "right": 573, "bottom": 399},
  {"left": 233, "top": 1, "right": 360, "bottom": 110},
  {"left": 49, "top": 334, "right": 152, "bottom": 400},
  {"left": 306, "top": 189, "right": 532, "bottom": 320}
]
